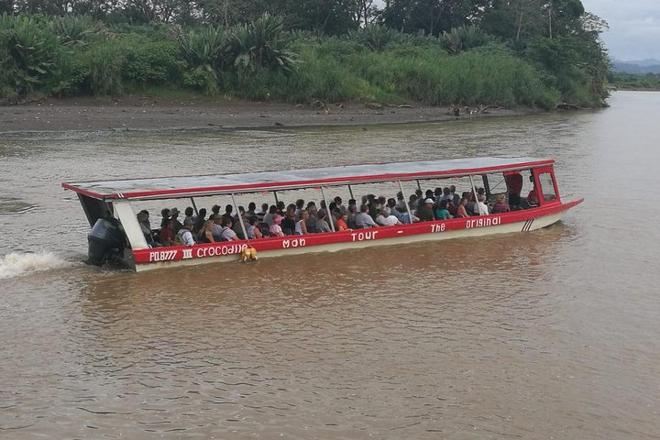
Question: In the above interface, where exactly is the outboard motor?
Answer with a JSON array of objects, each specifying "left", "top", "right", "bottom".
[{"left": 87, "top": 217, "right": 125, "bottom": 266}]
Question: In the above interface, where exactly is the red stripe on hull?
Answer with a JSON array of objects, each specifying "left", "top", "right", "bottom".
[{"left": 133, "top": 199, "right": 582, "bottom": 265}]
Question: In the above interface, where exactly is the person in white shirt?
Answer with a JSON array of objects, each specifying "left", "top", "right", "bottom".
[
  {"left": 476, "top": 194, "right": 490, "bottom": 216},
  {"left": 221, "top": 218, "right": 239, "bottom": 241},
  {"left": 177, "top": 218, "right": 196, "bottom": 246},
  {"left": 376, "top": 208, "right": 402, "bottom": 226}
]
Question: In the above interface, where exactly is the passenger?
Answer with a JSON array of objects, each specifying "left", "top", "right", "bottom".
[
  {"left": 295, "top": 210, "right": 309, "bottom": 235},
  {"left": 211, "top": 204, "right": 221, "bottom": 217},
  {"left": 446, "top": 199, "right": 457, "bottom": 216},
  {"left": 210, "top": 214, "right": 224, "bottom": 241},
  {"left": 336, "top": 212, "right": 349, "bottom": 231},
  {"left": 476, "top": 194, "right": 490, "bottom": 215},
  {"left": 232, "top": 206, "right": 247, "bottom": 239},
  {"left": 263, "top": 205, "right": 277, "bottom": 227},
  {"left": 193, "top": 208, "right": 207, "bottom": 234},
  {"left": 492, "top": 194, "right": 510, "bottom": 213},
  {"left": 159, "top": 209, "right": 175, "bottom": 246},
  {"left": 456, "top": 198, "right": 469, "bottom": 218},
  {"left": 450, "top": 185, "right": 460, "bottom": 206},
  {"left": 222, "top": 205, "right": 233, "bottom": 224},
  {"left": 282, "top": 204, "right": 297, "bottom": 235},
  {"left": 396, "top": 192, "right": 406, "bottom": 212},
  {"left": 416, "top": 198, "right": 435, "bottom": 222},
  {"left": 527, "top": 176, "right": 539, "bottom": 206},
  {"left": 256, "top": 203, "right": 269, "bottom": 222},
  {"left": 425, "top": 190, "right": 435, "bottom": 202},
  {"left": 334, "top": 196, "right": 347, "bottom": 216},
  {"left": 220, "top": 217, "right": 238, "bottom": 241},
  {"left": 355, "top": 204, "right": 377, "bottom": 228},
  {"left": 247, "top": 216, "right": 263, "bottom": 239},
  {"left": 295, "top": 199, "right": 305, "bottom": 220},
  {"left": 184, "top": 207, "right": 195, "bottom": 224},
  {"left": 247, "top": 202, "right": 257, "bottom": 218},
  {"left": 176, "top": 218, "right": 196, "bottom": 246},
  {"left": 269, "top": 214, "right": 285, "bottom": 237},
  {"left": 434, "top": 200, "right": 452, "bottom": 220},
  {"left": 306, "top": 202, "right": 319, "bottom": 233},
  {"left": 376, "top": 208, "right": 402, "bottom": 226},
  {"left": 434, "top": 187, "right": 443, "bottom": 201},
  {"left": 198, "top": 218, "right": 216, "bottom": 243},
  {"left": 137, "top": 210, "right": 155, "bottom": 247},
  {"left": 441, "top": 187, "right": 453, "bottom": 202},
  {"left": 317, "top": 210, "right": 332, "bottom": 232},
  {"left": 505, "top": 172, "right": 523, "bottom": 208},
  {"left": 170, "top": 208, "right": 183, "bottom": 234},
  {"left": 466, "top": 193, "right": 477, "bottom": 216},
  {"left": 276, "top": 201, "right": 286, "bottom": 215},
  {"left": 346, "top": 204, "right": 358, "bottom": 229}
]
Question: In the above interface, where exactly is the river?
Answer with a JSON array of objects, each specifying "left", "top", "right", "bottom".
[{"left": 1, "top": 92, "right": 659, "bottom": 439}]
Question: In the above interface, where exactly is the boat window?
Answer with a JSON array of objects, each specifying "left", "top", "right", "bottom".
[{"left": 538, "top": 172, "right": 557, "bottom": 202}]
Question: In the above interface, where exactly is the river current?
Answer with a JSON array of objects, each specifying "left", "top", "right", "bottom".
[{"left": 1, "top": 92, "right": 659, "bottom": 439}]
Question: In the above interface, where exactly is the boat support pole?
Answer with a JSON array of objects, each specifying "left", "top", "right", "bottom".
[
  {"left": 273, "top": 191, "right": 279, "bottom": 205},
  {"left": 397, "top": 180, "right": 413, "bottom": 224},
  {"left": 190, "top": 197, "right": 199, "bottom": 216},
  {"left": 348, "top": 184, "right": 355, "bottom": 200},
  {"left": 320, "top": 186, "right": 336, "bottom": 232},
  {"left": 231, "top": 193, "right": 249, "bottom": 240},
  {"left": 416, "top": 179, "right": 422, "bottom": 191},
  {"left": 469, "top": 175, "right": 480, "bottom": 216}
]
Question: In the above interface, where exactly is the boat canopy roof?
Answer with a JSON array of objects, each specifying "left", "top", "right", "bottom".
[{"left": 62, "top": 156, "right": 553, "bottom": 201}]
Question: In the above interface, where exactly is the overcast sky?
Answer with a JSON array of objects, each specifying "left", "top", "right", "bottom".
[{"left": 577, "top": 0, "right": 660, "bottom": 61}]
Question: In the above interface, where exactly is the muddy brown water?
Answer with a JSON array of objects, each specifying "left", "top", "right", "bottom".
[{"left": 1, "top": 92, "right": 660, "bottom": 439}]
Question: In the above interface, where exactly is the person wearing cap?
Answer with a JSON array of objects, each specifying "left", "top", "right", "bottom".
[
  {"left": 176, "top": 218, "right": 196, "bottom": 246},
  {"left": 416, "top": 198, "right": 435, "bottom": 222},
  {"left": 269, "top": 214, "right": 285, "bottom": 237}
]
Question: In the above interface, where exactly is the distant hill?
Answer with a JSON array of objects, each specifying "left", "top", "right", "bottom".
[{"left": 613, "top": 59, "right": 660, "bottom": 74}]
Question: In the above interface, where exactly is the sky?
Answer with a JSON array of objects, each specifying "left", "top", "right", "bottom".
[{"left": 582, "top": 0, "right": 660, "bottom": 62}]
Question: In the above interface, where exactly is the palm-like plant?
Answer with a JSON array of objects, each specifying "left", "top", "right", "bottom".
[
  {"left": 49, "top": 15, "right": 100, "bottom": 47},
  {"left": 228, "top": 14, "right": 297, "bottom": 73},
  {"left": 440, "top": 25, "right": 491, "bottom": 55}
]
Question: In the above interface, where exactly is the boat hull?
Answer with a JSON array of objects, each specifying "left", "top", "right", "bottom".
[{"left": 132, "top": 199, "right": 582, "bottom": 272}]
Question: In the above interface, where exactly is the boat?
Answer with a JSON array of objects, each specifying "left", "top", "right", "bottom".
[{"left": 62, "top": 157, "right": 583, "bottom": 272}]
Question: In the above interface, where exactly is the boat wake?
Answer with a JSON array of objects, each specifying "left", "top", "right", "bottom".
[{"left": 0, "top": 251, "right": 73, "bottom": 280}]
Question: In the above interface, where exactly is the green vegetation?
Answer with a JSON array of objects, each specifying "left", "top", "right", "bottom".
[
  {"left": 609, "top": 73, "right": 660, "bottom": 91},
  {"left": 0, "top": 1, "right": 611, "bottom": 108}
]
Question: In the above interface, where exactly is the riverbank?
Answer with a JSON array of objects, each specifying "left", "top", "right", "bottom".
[{"left": 0, "top": 97, "right": 537, "bottom": 133}]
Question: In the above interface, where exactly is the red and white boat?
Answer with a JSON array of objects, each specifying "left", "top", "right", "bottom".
[{"left": 62, "top": 157, "right": 583, "bottom": 272}]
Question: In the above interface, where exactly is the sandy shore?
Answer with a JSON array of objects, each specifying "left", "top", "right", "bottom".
[{"left": 0, "top": 96, "right": 539, "bottom": 132}]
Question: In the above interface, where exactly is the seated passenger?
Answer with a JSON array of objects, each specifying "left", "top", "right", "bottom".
[
  {"left": 211, "top": 205, "right": 221, "bottom": 217},
  {"left": 295, "top": 199, "right": 305, "bottom": 220},
  {"left": 263, "top": 205, "right": 277, "bottom": 227},
  {"left": 247, "top": 216, "right": 263, "bottom": 239},
  {"left": 137, "top": 210, "right": 155, "bottom": 247},
  {"left": 295, "top": 210, "right": 309, "bottom": 235},
  {"left": 170, "top": 207, "right": 183, "bottom": 234},
  {"left": 306, "top": 202, "right": 319, "bottom": 233},
  {"left": 416, "top": 198, "right": 435, "bottom": 222},
  {"left": 346, "top": 205, "right": 358, "bottom": 229},
  {"left": 491, "top": 194, "right": 510, "bottom": 213},
  {"left": 376, "top": 208, "right": 402, "bottom": 226},
  {"left": 159, "top": 209, "right": 175, "bottom": 246},
  {"left": 211, "top": 214, "right": 224, "bottom": 241},
  {"left": 193, "top": 208, "right": 207, "bottom": 234},
  {"left": 527, "top": 180, "right": 539, "bottom": 206},
  {"left": 221, "top": 218, "right": 238, "bottom": 241},
  {"left": 222, "top": 204, "right": 233, "bottom": 224},
  {"left": 184, "top": 207, "right": 195, "bottom": 224},
  {"left": 434, "top": 200, "right": 452, "bottom": 220},
  {"left": 256, "top": 203, "right": 269, "bottom": 222},
  {"left": 441, "top": 187, "right": 453, "bottom": 202},
  {"left": 198, "top": 218, "right": 216, "bottom": 243},
  {"left": 355, "top": 204, "right": 377, "bottom": 228},
  {"left": 317, "top": 210, "right": 332, "bottom": 232},
  {"left": 450, "top": 185, "right": 460, "bottom": 206},
  {"left": 247, "top": 202, "right": 257, "bottom": 218},
  {"left": 476, "top": 194, "right": 490, "bottom": 215},
  {"left": 282, "top": 204, "right": 297, "bottom": 235},
  {"left": 176, "top": 218, "right": 196, "bottom": 246},
  {"left": 334, "top": 196, "right": 347, "bottom": 216},
  {"left": 456, "top": 198, "right": 469, "bottom": 218},
  {"left": 269, "top": 214, "right": 285, "bottom": 237},
  {"left": 336, "top": 212, "right": 350, "bottom": 231}
]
